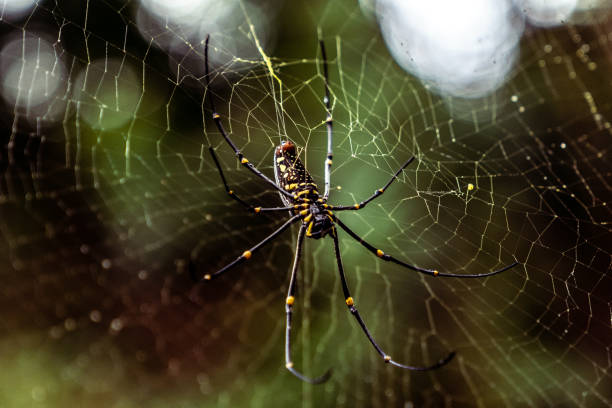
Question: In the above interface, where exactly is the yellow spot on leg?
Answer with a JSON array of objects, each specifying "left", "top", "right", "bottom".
[
  {"left": 286, "top": 296, "right": 295, "bottom": 305},
  {"left": 204, "top": 274, "right": 211, "bottom": 280},
  {"left": 467, "top": 183, "right": 474, "bottom": 191},
  {"left": 286, "top": 362, "right": 294, "bottom": 369},
  {"left": 241, "top": 158, "right": 249, "bottom": 164},
  {"left": 242, "top": 250, "right": 252, "bottom": 259},
  {"left": 254, "top": 207, "right": 261, "bottom": 213},
  {"left": 376, "top": 249, "right": 384, "bottom": 257},
  {"left": 306, "top": 221, "right": 314, "bottom": 236},
  {"left": 299, "top": 209, "right": 309, "bottom": 216},
  {"left": 212, "top": 113, "right": 220, "bottom": 119},
  {"left": 354, "top": 204, "right": 360, "bottom": 209},
  {"left": 228, "top": 190, "right": 234, "bottom": 195},
  {"left": 303, "top": 214, "right": 313, "bottom": 223},
  {"left": 433, "top": 270, "right": 439, "bottom": 276},
  {"left": 345, "top": 297, "right": 354, "bottom": 306},
  {"left": 378, "top": 188, "right": 384, "bottom": 193},
  {"left": 384, "top": 355, "right": 391, "bottom": 362},
  {"left": 326, "top": 159, "right": 333, "bottom": 165}
]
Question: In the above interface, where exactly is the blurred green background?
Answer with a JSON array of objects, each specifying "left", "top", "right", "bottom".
[{"left": 0, "top": 0, "right": 610, "bottom": 407}]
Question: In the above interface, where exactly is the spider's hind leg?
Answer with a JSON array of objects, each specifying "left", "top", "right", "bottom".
[
  {"left": 285, "top": 224, "right": 332, "bottom": 384},
  {"left": 330, "top": 227, "right": 455, "bottom": 371}
]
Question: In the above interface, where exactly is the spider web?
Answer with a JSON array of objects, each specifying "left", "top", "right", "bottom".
[{"left": 0, "top": 0, "right": 610, "bottom": 407}]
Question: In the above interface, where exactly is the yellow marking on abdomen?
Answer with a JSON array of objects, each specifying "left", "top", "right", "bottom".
[{"left": 296, "top": 190, "right": 313, "bottom": 197}]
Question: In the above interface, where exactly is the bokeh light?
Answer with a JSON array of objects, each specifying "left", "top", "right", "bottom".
[
  {"left": 0, "top": 33, "right": 66, "bottom": 122},
  {"left": 0, "top": 0, "right": 37, "bottom": 20},
  {"left": 136, "top": 0, "right": 276, "bottom": 78},
  {"left": 377, "top": 0, "right": 524, "bottom": 98},
  {"left": 518, "top": 0, "right": 578, "bottom": 26},
  {"left": 72, "top": 59, "right": 140, "bottom": 130}
]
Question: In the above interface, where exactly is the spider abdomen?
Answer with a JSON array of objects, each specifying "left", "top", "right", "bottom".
[{"left": 273, "top": 140, "right": 321, "bottom": 206}]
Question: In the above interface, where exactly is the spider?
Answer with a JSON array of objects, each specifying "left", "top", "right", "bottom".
[{"left": 192, "top": 35, "right": 518, "bottom": 384}]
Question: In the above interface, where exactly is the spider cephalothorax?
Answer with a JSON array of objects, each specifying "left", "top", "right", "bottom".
[{"left": 192, "top": 35, "right": 519, "bottom": 384}]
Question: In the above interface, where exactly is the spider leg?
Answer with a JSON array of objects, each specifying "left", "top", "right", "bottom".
[
  {"left": 209, "top": 147, "right": 305, "bottom": 213},
  {"left": 204, "top": 35, "right": 296, "bottom": 202},
  {"left": 334, "top": 217, "right": 518, "bottom": 278},
  {"left": 319, "top": 39, "right": 333, "bottom": 200},
  {"left": 329, "top": 157, "right": 415, "bottom": 211},
  {"left": 190, "top": 213, "right": 303, "bottom": 282},
  {"left": 285, "top": 224, "right": 332, "bottom": 384},
  {"left": 330, "top": 228, "right": 455, "bottom": 370}
]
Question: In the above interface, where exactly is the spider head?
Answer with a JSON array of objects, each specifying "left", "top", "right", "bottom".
[
  {"left": 276, "top": 140, "right": 296, "bottom": 156},
  {"left": 306, "top": 205, "right": 334, "bottom": 239}
]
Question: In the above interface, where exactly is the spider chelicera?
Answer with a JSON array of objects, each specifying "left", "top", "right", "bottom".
[{"left": 191, "top": 35, "right": 519, "bottom": 384}]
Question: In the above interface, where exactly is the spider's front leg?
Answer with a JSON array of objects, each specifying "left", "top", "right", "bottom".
[
  {"left": 334, "top": 216, "right": 518, "bottom": 278},
  {"left": 208, "top": 146, "right": 306, "bottom": 214},
  {"left": 189, "top": 213, "right": 303, "bottom": 282},
  {"left": 205, "top": 35, "right": 296, "bottom": 202},
  {"left": 328, "top": 157, "right": 415, "bottom": 211},
  {"left": 319, "top": 39, "right": 333, "bottom": 200}
]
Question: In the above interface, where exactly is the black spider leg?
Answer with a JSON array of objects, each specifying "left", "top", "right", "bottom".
[
  {"left": 209, "top": 146, "right": 305, "bottom": 213},
  {"left": 190, "top": 213, "right": 303, "bottom": 282},
  {"left": 329, "top": 157, "right": 415, "bottom": 211},
  {"left": 285, "top": 224, "right": 332, "bottom": 384},
  {"left": 334, "top": 217, "right": 519, "bottom": 278},
  {"left": 204, "top": 35, "right": 297, "bottom": 202},
  {"left": 320, "top": 39, "right": 333, "bottom": 200},
  {"left": 330, "top": 227, "right": 455, "bottom": 370}
]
